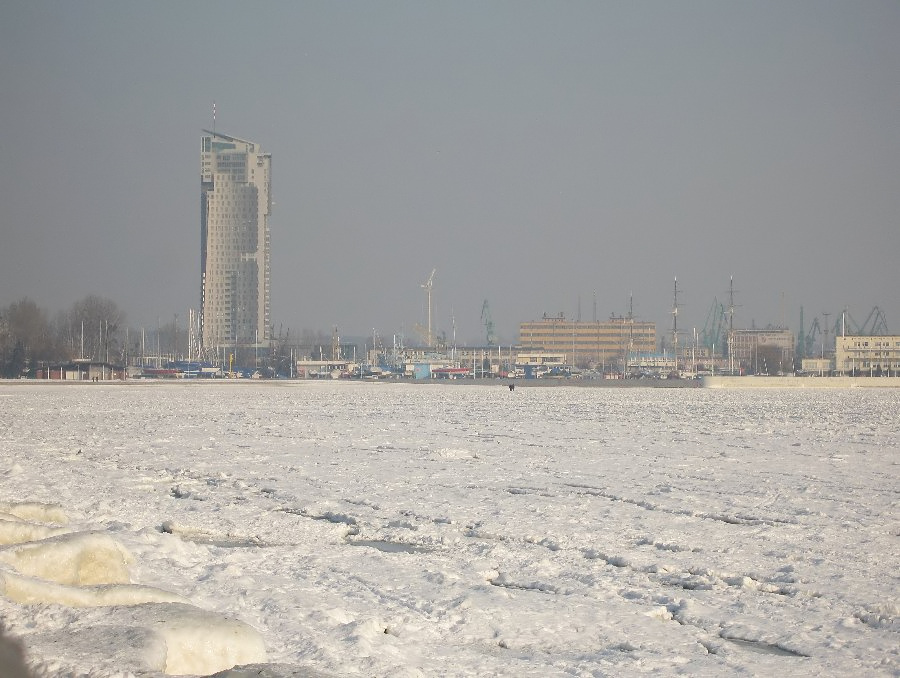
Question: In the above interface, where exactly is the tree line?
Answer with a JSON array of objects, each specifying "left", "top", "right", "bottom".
[
  {"left": 1, "top": 296, "right": 347, "bottom": 378},
  {"left": 0, "top": 296, "right": 167, "bottom": 378}
]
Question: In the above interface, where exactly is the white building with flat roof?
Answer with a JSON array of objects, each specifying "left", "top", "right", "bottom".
[
  {"left": 200, "top": 130, "right": 272, "bottom": 354},
  {"left": 835, "top": 335, "right": 900, "bottom": 375}
]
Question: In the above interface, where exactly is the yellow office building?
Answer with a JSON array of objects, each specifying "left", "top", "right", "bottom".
[{"left": 519, "top": 314, "right": 656, "bottom": 368}]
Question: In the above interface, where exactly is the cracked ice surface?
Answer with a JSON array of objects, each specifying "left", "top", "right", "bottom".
[{"left": 0, "top": 381, "right": 898, "bottom": 676}]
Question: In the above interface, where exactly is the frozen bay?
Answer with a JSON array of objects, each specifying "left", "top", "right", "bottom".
[{"left": 0, "top": 382, "right": 897, "bottom": 676}]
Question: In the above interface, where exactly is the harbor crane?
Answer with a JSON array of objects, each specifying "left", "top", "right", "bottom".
[
  {"left": 802, "top": 315, "right": 824, "bottom": 358},
  {"left": 839, "top": 306, "right": 889, "bottom": 336},
  {"left": 701, "top": 298, "right": 727, "bottom": 356},
  {"left": 481, "top": 300, "right": 497, "bottom": 346},
  {"left": 799, "top": 306, "right": 890, "bottom": 359}
]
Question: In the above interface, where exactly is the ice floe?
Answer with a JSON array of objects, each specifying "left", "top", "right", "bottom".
[{"left": 0, "top": 500, "right": 266, "bottom": 675}]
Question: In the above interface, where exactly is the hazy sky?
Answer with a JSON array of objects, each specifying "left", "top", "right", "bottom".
[{"left": 2, "top": 1, "right": 898, "bottom": 346}]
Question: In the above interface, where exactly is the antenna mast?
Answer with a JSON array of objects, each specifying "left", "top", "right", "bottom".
[
  {"left": 422, "top": 269, "right": 436, "bottom": 348},
  {"left": 672, "top": 278, "right": 679, "bottom": 373},
  {"left": 626, "top": 292, "right": 634, "bottom": 378},
  {"left": 728, "top": 276, "right": 737, "bottom": 373}
]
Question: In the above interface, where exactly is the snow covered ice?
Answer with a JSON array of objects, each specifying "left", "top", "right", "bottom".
[{"left": 0, "top": 381, "right": 897, "bottom": 676}]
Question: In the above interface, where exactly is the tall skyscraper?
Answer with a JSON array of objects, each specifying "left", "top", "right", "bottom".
[{"left": 200, "top": 130, "right": 271, "bottom": 358}]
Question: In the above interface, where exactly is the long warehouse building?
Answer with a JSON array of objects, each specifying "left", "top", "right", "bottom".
[{"left": 519, "top": 314, "right": 656, "bottom": 368}]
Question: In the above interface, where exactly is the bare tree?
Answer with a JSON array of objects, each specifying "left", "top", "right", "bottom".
[
  {"left": 0, "top": 298, "right": 63, "bottom": 375},
  {"left": 67, "top": 296, "right": 126, "bottom": 362}
]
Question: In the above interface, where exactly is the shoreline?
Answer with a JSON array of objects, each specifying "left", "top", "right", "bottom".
[
  {"left": 0, "top": 377, "right": 698, "bottom": 388},
  {"left": 701, "top": 375, "right": 900, "bottom": 388},
  {"left": 5, "top": 376, "right": 900, "bottom": 388}
]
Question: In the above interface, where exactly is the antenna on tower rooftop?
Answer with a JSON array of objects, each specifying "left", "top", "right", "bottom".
[{"left": 213, "top": 101, "right": 216, "bottom": 134}]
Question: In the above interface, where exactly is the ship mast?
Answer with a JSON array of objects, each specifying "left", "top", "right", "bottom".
[{"left": 672, "top": 278, "right": 679, "bottom": 373}]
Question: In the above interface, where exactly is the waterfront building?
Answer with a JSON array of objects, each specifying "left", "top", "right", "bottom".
[
  {"left": 801, "top": 357, "right": 834, "bottom": 375},
  {"left": 200, "top": 130, "right": 272, "bottom": 356},
  {"left": 518, "top": 314, "right": 656, "bottom": 368},
  {"left": 728, "top": 328, "right": 795, "bottom": 373},
  {"left": 835, "top": 335, "right": 900, "bottom": 375},
  {"left": 34, "top": 360, "right": 125, "bottom": 381}
]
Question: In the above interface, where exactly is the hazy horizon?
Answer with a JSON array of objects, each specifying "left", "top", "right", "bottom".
[{"left": 2, "top": 2, "right": 898, "bottom": 345}]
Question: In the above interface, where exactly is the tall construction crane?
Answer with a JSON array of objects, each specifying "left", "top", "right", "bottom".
[{"left": 481, "top": 300, "right": 497, "bottom": 346}]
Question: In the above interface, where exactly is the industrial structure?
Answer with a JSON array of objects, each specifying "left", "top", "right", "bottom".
[
  {"left": 199, "top": 129, "right": 272, "bottom": 361},
  {"left": 481, "top": 300, "right": 497, "bottom": 346},
  {"left": 797, "top": 306, "right": 889, "bottom": 360},
  {"left": 414, "top": 269, "right": 437, "bottom": 348},
  {"left": 518, "top": 313, "right": 656, "bottom": 369}
]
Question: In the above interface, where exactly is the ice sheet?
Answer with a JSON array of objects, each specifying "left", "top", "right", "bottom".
[{"left": 0, "top": 382, "right": 897, "bottom": 676}]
